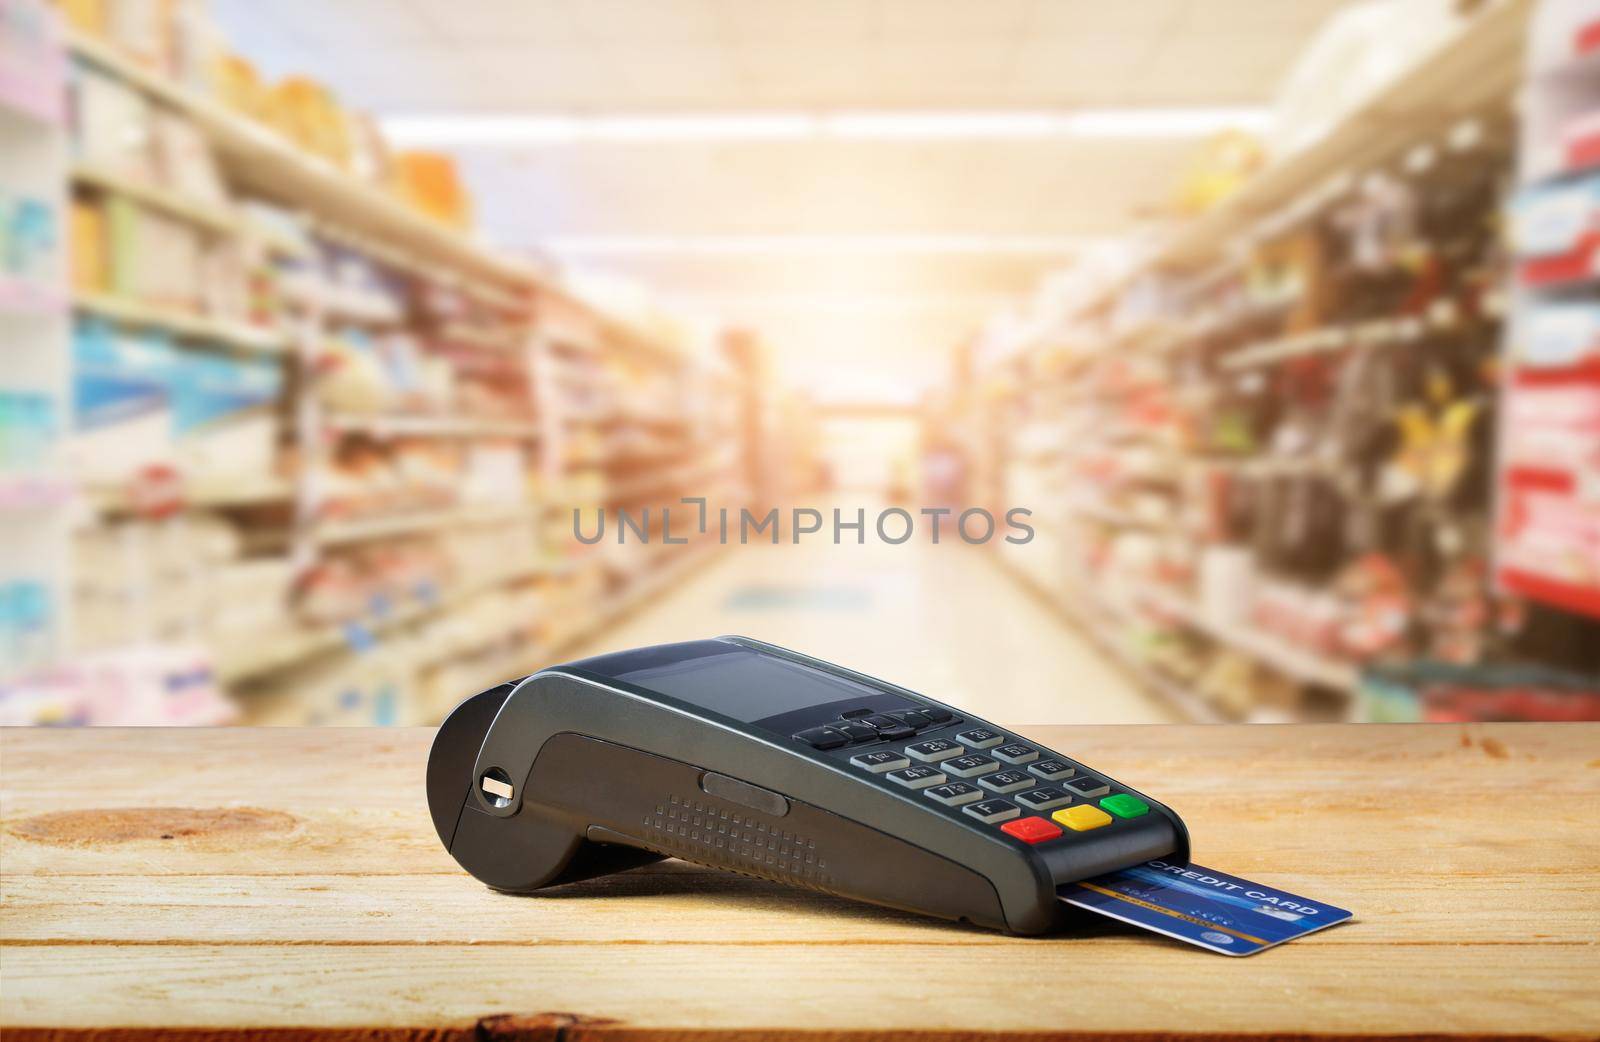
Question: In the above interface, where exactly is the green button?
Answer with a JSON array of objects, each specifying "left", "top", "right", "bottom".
[{"left": 1099, "top": 793, "right": 1149, "bottom": 819}]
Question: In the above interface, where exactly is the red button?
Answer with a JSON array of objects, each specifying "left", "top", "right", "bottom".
[{"left": 1000, "top": 816, "right": 1062, "bottom": 844}]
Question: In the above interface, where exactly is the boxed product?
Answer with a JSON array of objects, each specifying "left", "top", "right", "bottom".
[
  {"left": 69, "top": 197, "right": 108, "bottom": 292},
  {"left": 107, "top": 197, "right": 204, "bottom": 311},
  {"left": 68, "top": 318, "right": 176, "bottom": 484},
  {"left": 1512, "top": 300, "right": 1600, "bottom": 369},
  {"left": 71, "top": 65, "right": 153, "bottom": 179},
  {"left": 170, "top": 350, "right": 283, "bottom": 481}
]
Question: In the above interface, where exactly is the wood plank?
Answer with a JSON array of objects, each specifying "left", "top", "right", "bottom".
[
  {"left": 3, "top": 941, "right": 1596, "bottom": 1037},
  {"left": 2, "top": 724, "right": 1598, "bottom": 1040}
]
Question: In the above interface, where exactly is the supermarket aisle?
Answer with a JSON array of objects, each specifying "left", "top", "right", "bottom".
[{"left": 562, "top": 536, "right": 1177, "bottom": 727}]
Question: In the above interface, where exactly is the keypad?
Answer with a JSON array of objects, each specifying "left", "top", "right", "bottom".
[
  {"left": 993, "top": 743, "right": 1039, "bottom": 765},
  {"left": 1029, "top": 759, "right": 1075, "bottom": 782},
  {"left": 923, "top": 782, "right": 983, "bottom": 807},
  {"left": 864, "top": 714, "right": 915, "bottom": 739},
  {"left": 1014, "top": 787, "right": 1072, "bottom": 811},
  {"left": 895, "top": 709, "right": 935, "bottom": 730},
  {"left": 1100, "top": 793, "right": 1149, "bottom": 818},
  {"left": 1064, "top": 776, "right": 1110, "bottom": 798},
  {"left": 847, "top": 719, "right": 1138, "bottom": 840},
  {"left": 963, "top": 799, "right": 1020, "bottom": 824},
  {"left": 835, "top": 721, "right": 879, "bottom": 743},
  {"left": 1054, "top": 804, "right": 1112, "bottom": 832},
  {"left": 941, "top": 755, "right": 999, "bottom": 779},
  {"left": 850, "top": 750, "right": 910, "bottom": 773},
  {"left": 905, "top": 738, "right": 963, "bottom": 763},
  {"left": 978, "top": 770, "right": 1036, "bottom": 794},
  {"left": 955, "top": 728, "right": 1003, "bottom": 749},
  {"left": 1000, "top": 816, "right": 1062, "bottom": 844},
  {"left": 887, "top": 765, "right": 946, "bottom": 790},
  {"left": 793, "top": 726, "right": 848, "bottom": 749}
]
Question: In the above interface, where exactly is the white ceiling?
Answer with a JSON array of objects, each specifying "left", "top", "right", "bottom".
[{"left": 210, "top": 0, "right": 1361, "bottom": 392}]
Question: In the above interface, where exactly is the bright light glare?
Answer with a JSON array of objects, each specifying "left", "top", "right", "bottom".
[
  {"left": 539, "top": 235, "right": 1094, "bottom": 256},
  {"left": 1064, "top": 108, "right": 1271, "bottom": 137},
  {"left": 384, "top": 115, "right": 582, "bottom": 145},
  {"left": 382, "top": 108, "right": 1271, "bottom": 146},
  {"left": 823, "top": 111, "right": 1067, "bottom": 139},
  {"left": 588, "top": 114, "right": 815, "bottom": 140}
]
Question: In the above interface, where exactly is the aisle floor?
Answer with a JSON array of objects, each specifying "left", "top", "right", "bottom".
[{"left": 563, "top": 537, "right": 1178, "bottom": 727}]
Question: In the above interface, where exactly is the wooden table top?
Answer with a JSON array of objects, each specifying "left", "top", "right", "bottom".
[{"left": 2, "top": 723, "right": 1598, "bottom": 1041}]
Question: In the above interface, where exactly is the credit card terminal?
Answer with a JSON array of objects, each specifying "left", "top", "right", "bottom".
[{"left": 427, "top": 636, "right": 1189, "bottom": 934}]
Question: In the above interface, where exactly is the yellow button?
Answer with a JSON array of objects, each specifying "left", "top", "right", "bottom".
[{"left": 1053, "top": 804, "right": 1112, "bottom": 831}]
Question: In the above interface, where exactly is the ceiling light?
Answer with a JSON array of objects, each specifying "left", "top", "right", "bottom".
[
  {"left": 823, "top": 111, "right": 1067, "bottom": 139},
  {"left": 537, "top": 235, "right": 1094, "bottom": 256},
  {"left": 383, "top": 115, "right": 581, "bottom": 145},
  {"left": 587, "top": 114, "right": 815, "bottom": 141},
  {"left": 381, "top": 108, "right": 1271, "bottom": 147},
  {"left": 1062, "top": 108, "right": 1271, "bottom": 137}
]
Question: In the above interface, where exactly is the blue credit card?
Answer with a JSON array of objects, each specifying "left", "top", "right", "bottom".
[{"left": 1060, "top": 860, "right": 1353, "bottom": 956}]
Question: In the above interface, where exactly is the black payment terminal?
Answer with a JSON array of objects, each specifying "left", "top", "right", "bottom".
[{"left": 427, "top": 635, "right": 1189, "bottom": 934}]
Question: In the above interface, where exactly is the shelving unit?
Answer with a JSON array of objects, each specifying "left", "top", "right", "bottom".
[
  {"left": 0, "top": 0, "right": 71, "bottom": 706},
  {"left": 1495, "top": 1, "right": 1600, "bottom": 623},
  {"left": 965, "top": 0, "right": 1557, "bottom": 723},
  {"left": 0, "top": 10, "right": 749, "bottom": 726},
  {"left": 71, "top": 291, "right": 291, "bottom": 353}
]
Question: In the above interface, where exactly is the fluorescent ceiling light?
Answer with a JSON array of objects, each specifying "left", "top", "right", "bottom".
[
  {"left": 823, "top": 111, "right": 1067, "bottom": 139},
  {"left": 666, "top": 291, "right": 1026, "bottom": 314},
  {"left": 538, "top": 235, "right": 1093, "bottom": 256},
  {"left": 384, "top": 115, "right": 582, "bottom": 145},
  {"left": 382, "top": 108, "right": 1270, "bottom": 147},
  {"left": 1064, "top": 107, "right": 1271, "bottom": 137}
]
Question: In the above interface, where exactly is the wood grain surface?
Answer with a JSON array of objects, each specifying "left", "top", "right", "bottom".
[{"left": 2, "top": 724, "right": 1598, "bottom": 1041}]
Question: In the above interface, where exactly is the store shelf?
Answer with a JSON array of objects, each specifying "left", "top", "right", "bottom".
[
  {"left": 71, "top": 163, "right": 242, "bottom": 237},
  {"left": 1070, "top": 501, "right": 1174, "bottom": 531},
  {"left": 1160, "top": 0, "right": 1531, "bottom": 268},
  {"left": 72, "top": 292, "right": 291, "bottom": 354},
  {"left": 66, "top": 29, "right": 538, "bottom": 293},
  {"left": 217, "top": 563, "right": 550, "bottom": 685},
  {"left": 324, "top": 413, "right": 541, "bottom": 440},
  {"left": 1134, "top": 584, "right": 1358, "bottom": 692},
  {"left": 281, "top": 281, "right": 405, "bottom": 325},
  {"left": 87, "top": 475, "right": 293, "bottom": 514},
  {"left": 1049, "top": 0, "right": 1531, "bottom": 327},
  {"left": 987, "top": 548, "right": 1227, "bottom": 723},
  {"left": 309, "top": 503, "right": 537, "bottom": 547}
]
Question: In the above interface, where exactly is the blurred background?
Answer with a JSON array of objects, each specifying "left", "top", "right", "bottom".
[{"left": 1, "top": 0, "right": 1598, "bottom": 727}]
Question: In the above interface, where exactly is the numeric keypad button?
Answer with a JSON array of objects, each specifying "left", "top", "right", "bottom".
[
  {"left": 887, "top": 765, "right": 946, "bottom": 790},
  {"left": 1064, "top": 776, "right": 1111, "bottom": 798},
  {"left": 1015, "top": 787, "right": 1072, "bottom": 811},
  {"left": 941, "top": 755, "right": 999, "bottom": 778},
  {"left": 1029, "top": 759, "right": 1076, "bottom": 782},
  {"left": 992, "top": 743, "right": 1039, "bottom": 765},
  {"left": 905, "top": 738, "right": 962, "bottom": 763},
  {"left": 923, "top": 782, "right": 984, "bottom": 807},
  {"left": 978, "top": 770, "right": 1035, "bottom": 794},
  {"left": 850, "top": 750, "right": 910, "bottom": 773},
  {"left": 963, "top": 799, "right": 1020, "bottom": 824}
]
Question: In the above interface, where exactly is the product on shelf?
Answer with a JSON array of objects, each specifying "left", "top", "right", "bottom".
[
  {"left": 0, "top": 389, "right": 58, "bottom": 471},
  {"left": 962, "top": 25, "right": 1600, "bottom": 721},
  {"left": 1496, "top": 2, "right": 1600, "bottom": 625},
  {"left": 0, "top": 642, "right": 233, "bottom": 725},
  {"left": 68, "top": 317, "right": 286, "bottom": 487},
  {"left": 1, "top": 189, "right": 58, "bottom": 286}
]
